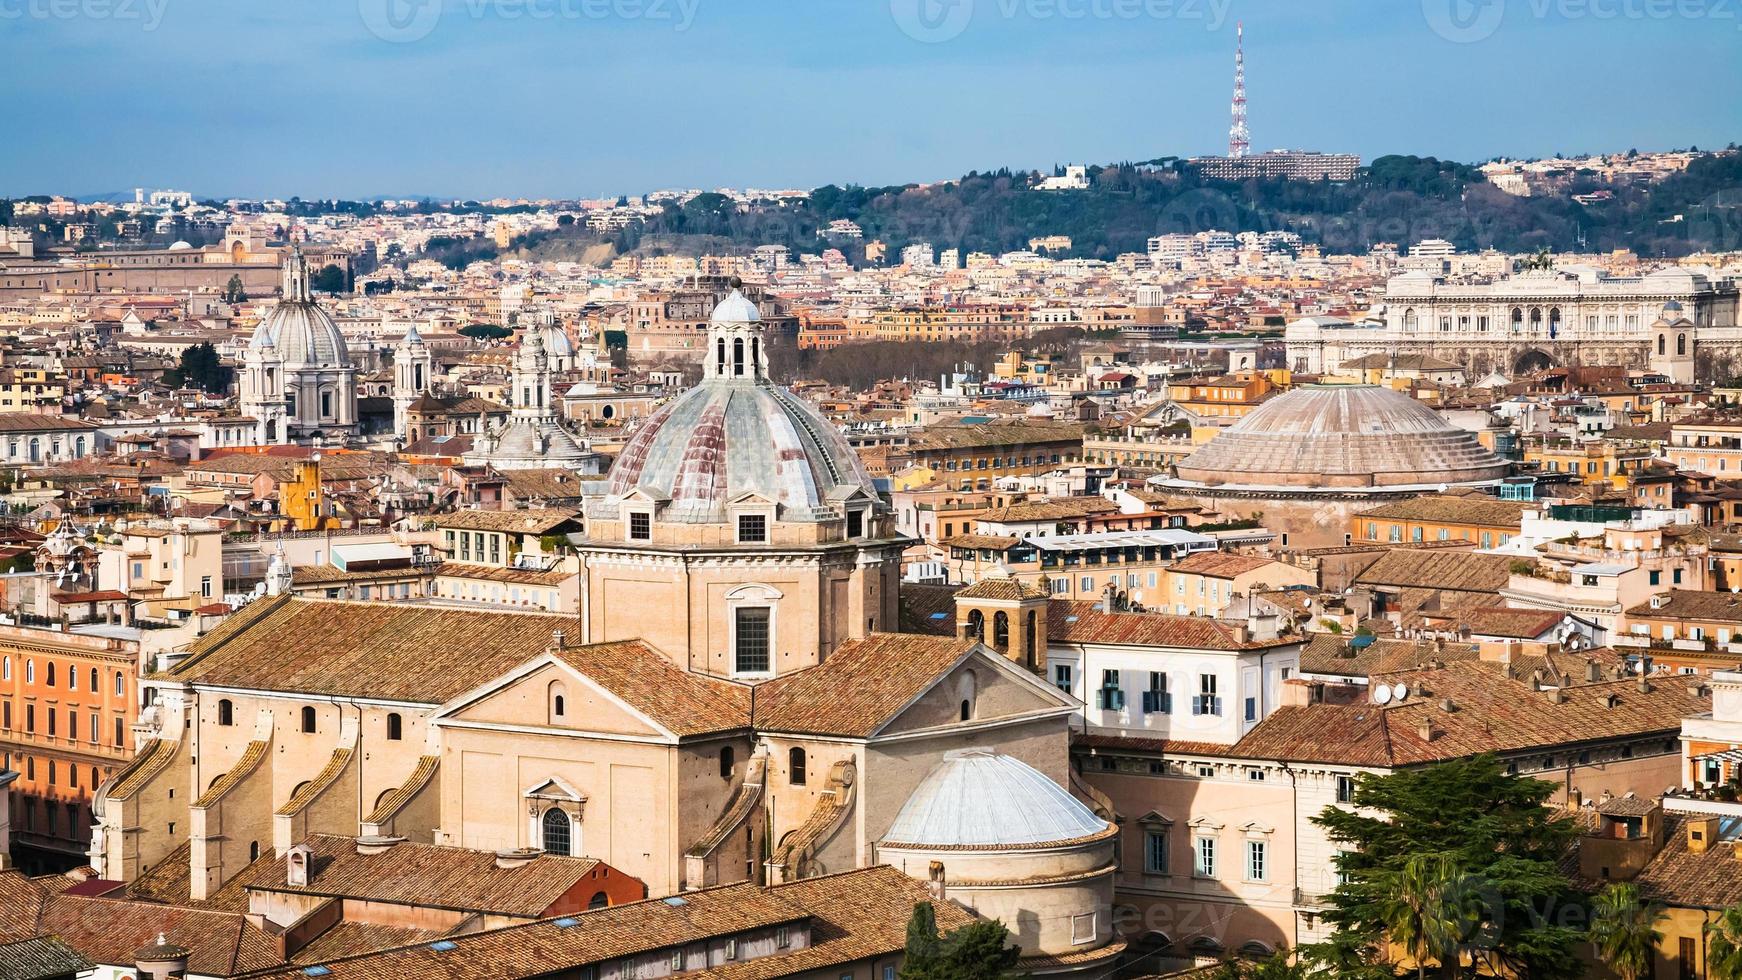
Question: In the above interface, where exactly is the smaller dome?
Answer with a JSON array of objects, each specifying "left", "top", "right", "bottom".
[
  {"left": 168, "top": 240, "right": 193, "bottom": 251},
  {"left": 710, "top": 289, "right": 761, "bottom": 325},
  {"left": 883, "top": 749, "right": 1107, "bottom": 848},
  {"left": 540, "top": 323, "right": 575, "bottom": 356}
]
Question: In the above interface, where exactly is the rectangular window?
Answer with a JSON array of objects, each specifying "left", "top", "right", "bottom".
[
  {"left": 734, "top": 607, "right": 771, "bottom": 674},
  {"left": 115, "top": 716, "right": 124, "bottom": 746},
  {"left": 1053, "top": 664, "right": 1073, "bottom": 693},
  {"left": 1142, "top": 672, "right": 1171, "bottom": 714},
  {"left": 737, "top": 514, "right": 767, "bottom": 544},
  {"left": 1244, "top": 696, "right": 1257, "bottom": 722},
  {"left": 1194, "top": 837, "right": 1216, "bottom": 877},
  {"left": 846, "top": 510, "right": 864, "bottom": 538},
  {"left": 1247, "top": 840, "right": 1267, "bottom": 881},
  {"left": 1098, "top": 669, "right": 1125, "bottom": 710},
  {"left": 1680, "top": 937, "right": 1696, "bottom": 980},
  {"left": 629, "top": 512, "right": 651, "bottom": 541},
  {"left": 1144, "top": 831, "right": 1169, "bottom": 874},
  {"left": 1194, "top": 675, "right": 1221, "bottom": 716},
  {"left": 1337, "top": 775, "right": 1356, "bottom": 803}
]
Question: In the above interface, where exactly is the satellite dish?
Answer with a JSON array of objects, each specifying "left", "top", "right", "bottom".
[
  {"left": 1392, "top": 682, "right": 1409, "bottom": 703},
  {"left": 1372, "top": 685, "right": 1392, "bottom": 705}
]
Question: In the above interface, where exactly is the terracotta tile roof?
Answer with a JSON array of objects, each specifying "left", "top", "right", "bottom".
[
  {"left": 1233, "top": 659, "right": 1706, "bottom": 767},
  {"left": 432, "top": 561, "right": 573, "bottom": 587},
  {"left": 1606, "top": 813, "right": 1742, "bottom": 910},
  {"left": 290, "top": 922, "right": 449, "bottom": 965},
  {"left": 1047, "top": 599, "right": 1290, "bottom": 650},
  {"left": 163, "top": 597, "right": 577, "bottom": 704},
  {"left": 1354, "top": 492, "right": 1528, "bottom": 528},
  {"left": 1073, "top": 731, "right": 1245, "bottom": 758},
  {"left": 1165, "top": 551, "right": 1281, "bottom": 579},
  {"left": 1300, "top": 634, "right": 1480, "bottom": 678},
  {"left": 547, "top": 641, "right": 751, "bottom": 738},
  {"left": 276, "top": 747, "right": 353, "bottom": 815},
  {"left": 0, "top": 935, "right": 92, "bottom": 978},
  {"left": 234, "top": 835, "right": 615, "bottom": 918},
  {"left": 753, "top": 633, "right": 978, "bottom": 738},
  {"left": 1353, "top": 549, "right": 1514, "bottom": 593},
  {"left": 897, "top": 583, "right": 960, "bottom": 636},
  {"left": 36, "top": 893, "right": 287, "bottom": 976},
  {"left": 936, "top": 533, "right": 1021, "bottom": 550},
  {"left": 1624, "top": 589, "right": 1742, "bottom": 625},
  {"left": 979, "top": 496, "right": 1118, "bottom": 523},
  {"left": 430, "top": 508, "right": 582, "bottom": 534},
  {"left": 955, "top": 574, "right": 1048, "bottom": 602},
  {"left": 1465, "top": 606, "right": 1572, "bottom": 639},
  {"left": 246, "top": 865, "right": 971, "bottom": 980}
]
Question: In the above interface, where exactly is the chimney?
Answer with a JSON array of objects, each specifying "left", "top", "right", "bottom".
[
  {"left": 1416, "top": 718, "right": 1438, "bottom": 742},
  {"left": 1567, "top": 788, "right": 1583, "bottom": 810},
  {"left": 1440, "top": 698, "right": 1457, "bottom": 713},
  {"left": 134, "top": 933, "right": 190, "bottom": 980},
  {"left": 1586, "top": 660, "right": 1603, "bottom": 683},
  {"left": 1546, "top": 688, "right": 1566, "bottom": 705},
  {"left": 286, "top": 844, "right": 312, "bottom": 887},
  {"left": 927, "top": 860, "right": 947, "bottom": 902},
  {"left": 1637, "top": 677, "right": 1653, "bottom": 694}
]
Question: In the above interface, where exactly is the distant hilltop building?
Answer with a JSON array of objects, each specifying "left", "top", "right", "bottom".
[
  {"left": 1036, "top": 165, "right": 1091, "bottom": 191},
  {"left": 1186, "top": 149, "right": 1361, "bottom": 182}
]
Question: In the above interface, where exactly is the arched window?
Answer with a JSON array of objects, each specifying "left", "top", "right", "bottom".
[
  {"left": 1548, "top": 307, "right": 1562, "bottom": 334},
  {"left": 250, "top": 841, "right": 260, "bottom": 862},
  {"left": 732, "top": 337, "right": 745, "bottom": 376},
  {"left": 960, "top": 699, "right": 972, "bottom": 721},
  {"left": 25, "top": 660, "right": 33, "bottom": 683},
  {"left": 1679, "top": 333, "right": 1688, "bottom": 356},
  {"left": 992, "top": 611, "right": 1009, "bottom": 651},
  {"left": 789, "top": 747, "right": 807, "bottom": 786},
  {"left": 541, "top": 807, "right": 572, "bottom": 855},
  {"left": 2, "top": 657, "right": 9, "bottom": 681},
  {"left": 1026, "top": 610, "right": 1038, "bottom": 661},
  {"left": 549, "top": 681, "right": 567, "bottom": 724},
  {"left": 1529, "top": 307, "right": 1542, "bottom": 331},
  {"left": 1658, "top": 334, "right": 1667, "bottom": 356},
  {"left": 719, "top": 745, "right": 735, "bottom": 779},
  {"left": 1401, "top": 308, "right": 1417, "bottom": 332},
  {"left": 1511, "top": 307, "right": 1523, "bottom": 330},
  {"left": 588, "top": 891, "right": 610, "bottom": 909},
  {"left": 74, "top": 436, "right": 86, "bottom": 459},
  {"left": 386, "top": 713, "right": 403, "bottom": 741},
  {"left": 965, "top": 609, "right": 984, "bottom": 641},
  {"left": 217, "top": 699, "right": 234, "bottom": 727},
  {"left": 45, "top": 663, "right": 54, "bottom": 687},
  {"left": 90, "top": 667, "right": 98, "bottom": 691},
  {"left": 301, "top": 706, "right": 317, "bottom": 733}
]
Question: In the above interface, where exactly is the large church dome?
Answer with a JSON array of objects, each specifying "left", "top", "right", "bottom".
[
  {"left": 884, "top": 749, "right": 1108, "bottom": 848},
  {"left": 252, "top": 249, "right": 351, "bottom": 367},
  {"left": 1172, "top": 384, "right": 1507, "bottom": 489},
  {"left": 602, "top": 289, "right": 875, "bottom": 523}
]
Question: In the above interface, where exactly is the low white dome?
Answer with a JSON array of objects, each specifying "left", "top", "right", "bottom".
[
  {"left": 883, "top": 749, "right": 1107, "bottom": 848},
  {"left": 710, "top": 290, "right": 761, "bottom": 325},
  {"left": 168, "top": 240, "right": 194, "bottom": 251}
]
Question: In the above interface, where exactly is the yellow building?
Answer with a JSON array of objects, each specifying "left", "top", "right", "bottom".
[{"left": 1524, "top": 437, "right": 1655, "bottom": 489}]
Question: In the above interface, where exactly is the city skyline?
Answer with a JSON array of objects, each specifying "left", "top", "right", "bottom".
[{"left": 4, "top": 0, "right": 1740, "bottom": 200}]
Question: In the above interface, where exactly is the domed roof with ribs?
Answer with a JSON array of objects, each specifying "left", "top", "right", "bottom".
[{"left": 1173, "top": 384, "right": 1507, "bottom": 489}]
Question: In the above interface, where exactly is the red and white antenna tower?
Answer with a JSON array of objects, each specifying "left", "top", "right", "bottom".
[{"left": 1228, "top": 21, "right": 1250, "bottom": 159}]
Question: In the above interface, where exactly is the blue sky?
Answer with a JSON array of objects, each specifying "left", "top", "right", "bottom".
[{"left": 3, "top": 0, "right": 1738, "bottom": 199}]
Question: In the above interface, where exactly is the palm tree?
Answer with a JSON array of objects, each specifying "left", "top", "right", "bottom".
[
  {"left": 1590, "top": 883, "right": 1663, "bottom": 980},
  {"left": 1708, "top": 904, "right": 1742, "bottom": 980},
  {"left": 1378, "top": 852, "right": 1478, "bottom": 979}
]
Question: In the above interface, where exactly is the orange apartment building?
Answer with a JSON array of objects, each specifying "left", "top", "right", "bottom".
[
  {"left": 1166, "top": 371, "right": 1281, "bottom": 419},
  {"left": 1523, "top": 437, "right": 1657, "bottom": 490},
  {"left": 0, "top": 625, "right": 142, "bottom": 872},
  {"left": 1351, "top": 491, "right": 1529, "bottom": 549}
]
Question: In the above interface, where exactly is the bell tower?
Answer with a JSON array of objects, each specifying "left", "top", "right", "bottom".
[
  {"left": 953, "top": 566, "right": 1050, "bottom": 674},
  {"left": 1649, "top": 300, "right": 1695, "bottom": 385},
  {"left": 705, "top": 280, "right": 769, "bottom": 383},
  {"left": 392, "top": 322, "right": 433, "bottom": 439}
]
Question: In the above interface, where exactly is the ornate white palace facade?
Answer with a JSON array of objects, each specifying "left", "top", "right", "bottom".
[{"left": 1287, "top": 266, "right": 1742, "bottom": 382}]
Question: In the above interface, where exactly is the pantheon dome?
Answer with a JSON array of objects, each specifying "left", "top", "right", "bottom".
[
  {"left": 1172, "top": 384, "right": 1508, "bottom": 490},
  {"left": 602, "top": 289, "right": 876, "bottom": 524}
]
